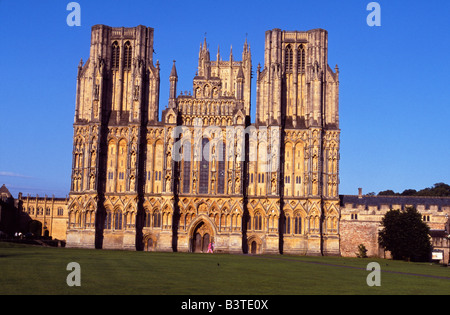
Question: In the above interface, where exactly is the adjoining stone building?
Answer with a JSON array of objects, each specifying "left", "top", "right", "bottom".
[
  {"left": 20, "top": 194, "right": 69, "bottom": 240},
  {"left": 0, "top": 184, "right": 69, "bottom": 240},
  {"left": 340, "top": 189, "right": 450, "bottom": 262}
]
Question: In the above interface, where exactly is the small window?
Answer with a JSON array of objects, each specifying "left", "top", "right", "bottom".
[
  {"left": 124, "top": 41, "right": 132, "bottom": 70},
  {"left": 283, "top": 215, "right": 291, "bottom": 234},
  {"left": 254, "top": 213, "right": 262, "bottom": 231},
  {"left": 297, "top": 44, "right": 306, "bottom": 73},
  {"left": 285, "top": 45, "right": 293, "bottom": 71},
  {"left": 111, "top": 41, "right": 120, "bottom": 69},
  {"left": 114, "top": 211, "right": 123, "bottom": 230},
  {"left": 145, "top": 211, "right": 151, "bottom": 227},
  {"left": 153, "top": 211, "right": 161, "bottom": 228},
  {"left": 294, "top": 214, "right": 302, "bottom": 234},
  {"left": 104, "top": 210, "right": 112, "bottom": 230}
]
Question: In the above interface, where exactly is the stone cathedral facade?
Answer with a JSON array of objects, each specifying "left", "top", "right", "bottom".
[{"left": 66, "top": 25, "right": 341, "bottom": 255}]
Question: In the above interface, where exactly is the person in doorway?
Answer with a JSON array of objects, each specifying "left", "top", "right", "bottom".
[{"left": 207, "top": 242, "right": 213, "bottom": 253}]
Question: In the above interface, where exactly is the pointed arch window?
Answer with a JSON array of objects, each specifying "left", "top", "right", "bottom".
[
  {"left": 114, "top": 210, "right": 123, "bottom": 230},
  {"left": 144, "top": 210, "right": 151, "bottom": 228},
  {"left": 217, "top": 142, "right": 226, "bottom": 194},
  {"left": 182, "top": 141, "right": 191, "bottom": 194},
  {"left": 104, "top": 210, "right": 112, "bottom": 230},
  {"left": 285, "top": 44, "right": 293, "bottom": 72},
  {"left": 254, "top": 212, "right": 263, "bottom": 231},
  {"left": 294, "top": 213, "right": 302, "bottom": 234},
  {"left": 111, "top": 41, "right": 120, "bottom": 69},
  {"left": 283, "top": 214, "right": 291, "bottom": 234},
  {"left": 297, "top": 44, "right": 305, "bottom": 74},
  {"left": 124, "top": 41, "right": 132, "bottom": 70},
  {"left": 199, "top": 138, "right": 210, "bottom": 194},
  {"left": 153, "top": 211, "right": 161, "bottom": 228}
]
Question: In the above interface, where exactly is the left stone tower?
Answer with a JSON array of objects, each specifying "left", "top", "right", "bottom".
[{"left": 67, "top": 25, "right": 160, "bottom": 249}]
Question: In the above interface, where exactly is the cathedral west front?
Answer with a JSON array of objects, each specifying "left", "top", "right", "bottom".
[{"left": 66, "top": 24, "right": 341, "bottom": 255}]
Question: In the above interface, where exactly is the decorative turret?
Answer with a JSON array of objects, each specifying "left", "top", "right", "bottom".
[
  {"left": 169, "top": 60, "right": 178, "bottom": 108},
  {"left": 198, "top": 38, "right": 211, "bottom": 78}
]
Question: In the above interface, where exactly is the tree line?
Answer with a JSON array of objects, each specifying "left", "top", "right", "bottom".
[{"left": 377, "top": 183, "right": 450, "bottom": 197}]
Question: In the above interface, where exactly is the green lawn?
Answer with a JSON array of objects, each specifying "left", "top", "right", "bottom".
[{"left": 0, "top": 242, "right": 449, "bottom": 295}]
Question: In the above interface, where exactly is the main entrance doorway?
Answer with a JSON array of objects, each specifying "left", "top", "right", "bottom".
[{"left": 190, "top": 220, "right": 213, "bottom": 253}]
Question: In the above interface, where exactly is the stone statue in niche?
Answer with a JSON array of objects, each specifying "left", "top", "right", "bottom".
[
  {"left": 131, "top": 151, "right": 136, "bottom": 166},
  {"left": 312, "top": 175, "right": 318, "bottom": 195},
  {"left": 192, "top": 172, "right": 197, "bottom": 192},
  {"left": 166, "top": 151, "right": 172, "bottom": 169},
  {"left": 166, "top": 176, "right": 172, "bottom": 192},
  {"left": 211, "top": 177, "right": 215, "bottom": 192},
  {"left": 90, "top": 175, "right": 95, "bottom": 190},
  {"left": 93, "top": 84, "right": 99, "bottom": 101},
  {"left": 235, "top": 177, "right": 241, "bottom": 194},
  {"left": 313, "top": 148, "right": 318, "bottom": 172},
  {"left": 133, "top": 85, "right": 140, "bottom": 101},
  {"left": 91, "top": 150, "right": 96, "bottom": 167},
  {"left": 271, "top": 175, "right": 277, "bottom": 194}
]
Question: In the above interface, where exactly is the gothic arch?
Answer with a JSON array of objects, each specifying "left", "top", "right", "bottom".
[
  {"left": 308, "top": 207, "right": 321, "bottom": 233},
  {"left": 285, "top": 44, "right": 293, "bottom": 71},
  {"left": 188, "top": 215, "right": 217, "bottom": 253},
  {"left": 143, "top": 233, "right": 157, "bottom": 252},
  {"left": 247, "top": 235, "right": 263, "bottom": 254}
]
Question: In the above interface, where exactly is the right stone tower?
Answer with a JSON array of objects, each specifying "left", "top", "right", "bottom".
[{"left": 254, "top": 28, "right": 340, "bottom": 255}]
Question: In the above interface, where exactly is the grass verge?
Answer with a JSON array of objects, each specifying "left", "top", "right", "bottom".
[{"left": 0, "top": 242, "right": 449, "bottom": 295}]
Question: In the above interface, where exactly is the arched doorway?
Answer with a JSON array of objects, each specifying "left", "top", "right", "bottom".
[
  {"left": 251, "top": 241, "right": 257, "bottom": 254},
  {"left": 143, "top": 234, "right": 157, "bottom": 252},
  {"left": 247, "top": 236, "right": 262, "bottom": 254},
  {"left": 190, "top": 220, "right": 213, "bottom": 253}
]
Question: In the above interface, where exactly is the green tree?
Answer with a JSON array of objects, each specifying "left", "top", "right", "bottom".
[
  {"left": 378, "top": 190, "right": 397, "bottom": 196},
  {"left": 356, "top": 244, "right": 368, "bottom": 258},
  {"left": 378, "top": 207, "right": 432, "bottom": 262},
  {"left": 416, "top": 183, "right": 450, "bottom": 197},
  {"left": 400, "top": 189, "right": 417, "bottom": 196}
]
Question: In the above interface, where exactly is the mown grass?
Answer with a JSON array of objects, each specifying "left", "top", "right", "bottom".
[{"left": 0, "top": 242, "right": 449, "bottom": 295}]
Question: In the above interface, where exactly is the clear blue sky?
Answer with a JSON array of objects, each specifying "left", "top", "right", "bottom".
[{"left": 1, "top": 0, "right": 449, "bottom": 197}]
